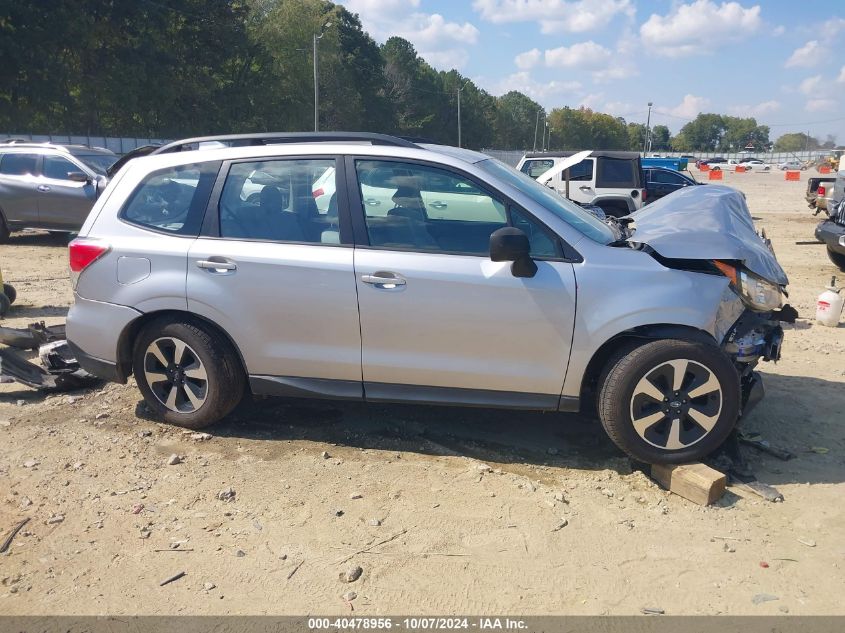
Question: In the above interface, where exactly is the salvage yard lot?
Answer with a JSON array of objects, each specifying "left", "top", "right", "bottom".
[{"left": 1, "top": 170, "right": 844, "bottom": 615}]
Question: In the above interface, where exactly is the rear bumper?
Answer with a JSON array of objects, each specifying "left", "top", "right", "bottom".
[
  {"left": 66, "top": 294, "right": 141, "bottom": 383},
  {"left": 816, "top": 220, "right": 845, "bottom": 255}
]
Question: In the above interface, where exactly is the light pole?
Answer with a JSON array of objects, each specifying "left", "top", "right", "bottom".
[
  {"left": 533, "top": 108, "right": 541, "bottom": 152},
  {"left": 643, "top": 101, "right": 653, "bottom": 155},
  {"left": 313, "top": 21, "right": 332, "bottom": 132},
  {"left": 543, "top": 120, "right": 549, "bottom": 151},
  {"left": 457, "top": 79, "right": 470, "bottom": 147}
]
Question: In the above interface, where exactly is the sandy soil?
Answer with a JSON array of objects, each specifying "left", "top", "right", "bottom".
[{"left": 1, "top": 169, "right": 844, "bottom": 616}]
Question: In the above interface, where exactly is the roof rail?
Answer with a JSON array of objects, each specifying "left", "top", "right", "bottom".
[{"left": 151, "top": 132, "right": 420, "bottom": 155}]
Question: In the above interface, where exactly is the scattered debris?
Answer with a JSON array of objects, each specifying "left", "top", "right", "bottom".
[
  {"left": 191, "top": 432, "right": 212, "bottom": 441},
  {"left": 159, "top": 571, "right": 186, "bottom": 586},
  {"left": 759, "top": 561, "right": 770, "bottom": 569},
  {"left": 733, "top": 477, "right": 784, "bottom": 503},
  {"left": 287, "top": 560, "right": 305, "bottom": 580},
  {"left": 154, "top": 548, "right": 194, "bottom": 553},
  {"left": 131, "top": 503, "right": 144, "bottom": 515},
  {"left": 797, "top": 538, "right": 817, "bottom": 548},
  {"left": 336, "top": 527, "right": 411, "bottom": 565},
  {"left": 342, "top": 590, "right": 357, "bottom": 602},
  {"left": 340, "top": 565, "right": 363, "bottom": 583},
  {"left": 333, "top": 509, "right": 345, "bottom": 517},
  {"left": 22, "top": 459, "right": 40, "bottom": 468},
  {"left": 203, "top": 582, "right": 216, "bottom": 591},
  {"left": 95, "top": 412, "right": 109, "bottom": 420},
  {"left": 167, "top": 454, "right": 182, "bottom": 466},
  {"left": 369, "top": 519, "right": 381, "bottom": 527},
  {"left": 322, "top": 451, "right": 331, "bottom": 459},
  {"left": 138, "top": 430, "right": 153, "bottom": 438},
  {"left": 722, "top": 542, "right": 736, "bottom": 553},
  {"left": 349, "top": 493, "right": 363, "bottom": 500},
  {"left": 234, "top": 549, "right": 246, "bottom": 557},
  {"left": 641, "top": 607, "right": 665, "bottom": 615},
  {"left": 551, "top": 519, "right": 569, "bottom": 532},
  {"left": 217, "top": 487, "right": 236, "bottom": 502},
  {"left": 476, "top": 463, "right": 493, "bottom": 473},
  {"left": 738, "top": 432, "right": 795, "bottom": 460},
  {"left": 752, "top": 593, "right": 779, "bottom": 605},
  {"left": 809, "top": 447, "right": 829, "bottom": 455},
  {"left": 45, "top": 514, "right": 64, "bottom": 525},
  {"left": 0, "top": 517, "right": 30, "bottom": 554},
  {"left": 601, "top": 488, "right": 614, "bottom": 498}
]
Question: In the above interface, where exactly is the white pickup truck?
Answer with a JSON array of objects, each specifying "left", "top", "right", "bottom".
[{"left": 708, "top": 158, "right": 771, "bottom": 171}]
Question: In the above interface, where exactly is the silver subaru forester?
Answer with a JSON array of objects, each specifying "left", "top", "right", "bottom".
[{"left": 66, "top": 133, "right": 794, "bottom": 463}]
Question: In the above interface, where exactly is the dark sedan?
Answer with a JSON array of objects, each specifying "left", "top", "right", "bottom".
[{"left": 644, "top": 167, "right": 701, "bottom": 201}]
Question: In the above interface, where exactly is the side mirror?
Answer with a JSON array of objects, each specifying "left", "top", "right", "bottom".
[
  {"left": 489, "top": 227, "right": 537, "bottom": 278},
  {"left": 67, "top": 171, "right": 90, "bottom": 183}
]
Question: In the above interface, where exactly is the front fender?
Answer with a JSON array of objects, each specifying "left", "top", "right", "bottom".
[{"left": 561, "top": 249, "right": 731, "bottom": 398}]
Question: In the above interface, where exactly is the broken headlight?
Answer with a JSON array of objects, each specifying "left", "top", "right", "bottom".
[{"left": 714, "top": 261, "right": 782, "bottom": 312}]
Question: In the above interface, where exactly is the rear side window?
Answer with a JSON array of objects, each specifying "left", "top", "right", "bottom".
[
  {"left": 596, "top": 158, "right": 639, "bottom": 188},
  {"left": 564, "top": 160, "right": 593, "bottom": 182},
  {"left": 43, "top": 156, "right": 79, "bottom": 180},
  {"left": 120, "top": 161, "right": 220, "bottom": 235},
  {"left": 0, "top": 153, "right": 38, "bottom": 176}
]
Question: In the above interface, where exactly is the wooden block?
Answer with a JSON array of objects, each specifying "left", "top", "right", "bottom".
[{"left": 651, "top": 463, "right": 726, "bottom": 506}]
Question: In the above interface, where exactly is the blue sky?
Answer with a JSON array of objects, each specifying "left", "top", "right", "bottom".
[{"left": 340, "top": 0, "right": 845, "bottom": 143}]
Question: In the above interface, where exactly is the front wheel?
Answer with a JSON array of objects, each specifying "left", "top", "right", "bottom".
[
  {"left": 828, "top": 247, "right": 845, "bottom": 271},
  {"left": 133, "top": 319, "right": 245, "bottom": 429},
  {"left": 2, "top": 283, "right": 16, "bottom": 305},
  {"left": 598, "top": 339, "right": 740, "bottom": 463}
]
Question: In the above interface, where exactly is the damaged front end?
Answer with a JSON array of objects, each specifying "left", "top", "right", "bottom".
[{"left": 627, "top": 185, "right": 798, "bottom": 418}]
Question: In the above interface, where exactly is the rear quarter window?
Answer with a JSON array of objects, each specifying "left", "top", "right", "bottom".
[
  {"left": 119, "top": 161, "right": 220, "bottom": 235},
  {"left": 596, "top": 158, "right": 640, "bottom": 188}
]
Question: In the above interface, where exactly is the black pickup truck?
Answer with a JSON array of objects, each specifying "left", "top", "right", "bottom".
[
  {"left": 806, "top": 176, "right": 836, "bottom": 214},
  {"left": 814, "top": 171, "right": 845, "bottom": 270}
]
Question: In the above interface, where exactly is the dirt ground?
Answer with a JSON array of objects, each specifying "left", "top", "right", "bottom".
[{"left": 1, "top": 169, "right": 844, "bottom": 616}]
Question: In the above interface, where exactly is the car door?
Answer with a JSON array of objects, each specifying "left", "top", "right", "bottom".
[
  {"left": 350, "top": 157, "right": 577, "bottom": 407},
  {"left": 0, "top": 152, "right": 41, "bottom": 227},
  {"left": 37, "top": 154, "right": 98, "bottom": 230},
  {"left": 553, "top": 158, "right": 594, "bottom": 204},
  {"left": 186, "top": 156, "right": 363, "bottom": 396}
]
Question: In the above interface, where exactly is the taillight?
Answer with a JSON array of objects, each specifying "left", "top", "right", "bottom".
[
  {"left": 818, "top": 185, "right": 826, "bottom": 196},
  {"left": 312, "top": 187, "right": 324, "bottom": 198},
  {"left": 642, "top": 188, "right": 647, "bottom": 202},
  {"left": 69, "top": 238, "right": 109, "bottom": 288}
]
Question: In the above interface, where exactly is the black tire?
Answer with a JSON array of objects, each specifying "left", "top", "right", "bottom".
[
  {"left": 828, "top": 247, "right": 845, "bottom": 271},
  {"left": 133, "top": 318, "right": 245, "bottom": 429},
  {"left": 2, "top": 283, "right": 16, "bottom": 304},
  {"left": 0, "top": 215, "right": 9, "bottom": 243},
  {"left": 0, "top": 293, "right": 10, "bottom": 317},
  {"left": 597, "top": 339, "right": 740, "bottom": 464}
]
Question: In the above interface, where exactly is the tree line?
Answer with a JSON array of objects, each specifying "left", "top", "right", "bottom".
[{"left": 0, "top": 0, "right": 831, "bottom": 152}]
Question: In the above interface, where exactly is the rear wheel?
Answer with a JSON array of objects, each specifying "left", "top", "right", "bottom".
[
  {"left": 598, "top": 339, "right": 740, "bottom": 463},
  {"left": 0, "top": 293, "right": 10, "bottom": 317},
  {"left": 0, "top": 215, "right": 9, "bottom": 243},
  {"left": 828, "top": 247, "right": 845, "bottom": 271},
  {"left": 133, "top": 319, "right": 245, "bottom": 429}
]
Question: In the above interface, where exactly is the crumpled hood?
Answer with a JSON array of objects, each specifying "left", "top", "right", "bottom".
[{"left": 628, "top": 185, "right": 788, "bottom": 286}]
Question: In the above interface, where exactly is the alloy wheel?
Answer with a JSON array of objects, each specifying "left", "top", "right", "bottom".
[
  {"left": 629, "top": 358, "right": 723, "bottom": 450},
  {"left": 143, "top": 337, "right": 209, "bottom": 413}
]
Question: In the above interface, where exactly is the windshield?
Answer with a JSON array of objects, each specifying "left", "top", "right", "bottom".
[
  {"left": 75, "top": 153, "right": 117, "bottom": 175},
  {"left": 477, "top": 158, "right": 616, "bottom": 244}
]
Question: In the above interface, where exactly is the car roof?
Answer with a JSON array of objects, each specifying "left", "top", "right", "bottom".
[
  {"left": 523, "top": 150, "right": 640, "bottom": 160},
  {"left": 0, "top": 141, "right": 115, "bottom": 156}
]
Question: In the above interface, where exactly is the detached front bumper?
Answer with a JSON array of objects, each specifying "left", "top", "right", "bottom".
[{"left": 816, "top": 220, "right": 845, "bottom": 255}]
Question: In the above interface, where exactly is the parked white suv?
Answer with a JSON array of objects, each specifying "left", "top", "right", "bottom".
[
  {"left": 515, "top": 151, "right": 645, "bottom": 217},
  {"left": 66, "top": 133, "right": 795, "bottom": 464}
]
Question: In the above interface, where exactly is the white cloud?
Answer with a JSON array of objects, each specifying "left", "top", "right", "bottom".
[
  {"left": 472, "top": 0, "right": 634, "bottom": 33},
  {"left": 772, "top": 25, "right": 785, "bottom": 36},
  {"left": 514, "top": 48, "right": 542, "bottom": 70},
  {"left": 578, "top": 93, "right": 605, "bottom": 109},
  {"left": 490, "top": 71, "right": 582, "bottom": 102},
  {"left": 805, "top": 98, "right": 836, "bottom": 112},
  {"left": 342, "top": 2, "right": 479, "bottom": 70},
  {"left": 727, "top": 100, "right": 781, "bottom": 117},
  {"left": 544, "top": 41, "right": 611, "bottom": 69},
  {"left": 799, "top": 75, "right": 822, "bottom": 95},
  {"left": 785, "top": 40, "right": 821, "bottom": 68},
  {"left": 657, "top": 94, "right": 711, "bottom": 119},
  {"left": 640, "top": 1, "right": 762, "bottom": 57},
  {"left": 603, "top": 101, "right": 635, "bottom": 117},
  {"left": 837, "top": 65, "right": 845, "bottom": 83}
]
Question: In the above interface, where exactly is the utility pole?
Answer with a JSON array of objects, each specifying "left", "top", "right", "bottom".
[
  {"left": 643, "top": 101, "right": 653, "bottom": 155},
  {"left": 312, "top": 22, "right": 332, "bottom": 132},
  {"left": 533, "top": 109, "right": 541, "bottom": 152},
  {"left": 457, "top": 79, "right": 470, "bottom": 147}
]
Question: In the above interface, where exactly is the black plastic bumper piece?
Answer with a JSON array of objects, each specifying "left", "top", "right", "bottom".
[
  {"left": 740, "top": 370, "right": 765, "bottom": 417},
  {"left": 65, "top": 340, "right": 123, "bottom": 383}
]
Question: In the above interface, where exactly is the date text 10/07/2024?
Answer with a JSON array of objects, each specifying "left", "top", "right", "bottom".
[{"left": 307, "top": 618, "right": 528, "bottom": 630}]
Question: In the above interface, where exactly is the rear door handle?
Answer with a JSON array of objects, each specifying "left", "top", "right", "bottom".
[
  {"left": 361, "top": 272, "right": 406, "bottom": 288},
  {"left": 578, "top": 185, "right": 592, "bottom": 191},
  {"left": 196, "top": 258, "right": 237, "bottom": 273},
  {"left": 365, "top": 198, "right": 381, "bottom": 206},
  {"left": 37, "top": 185, "right": 51, "bottom": 192},
  {"left": 430, "top": 201, "right": 448, "bottom": 209}
]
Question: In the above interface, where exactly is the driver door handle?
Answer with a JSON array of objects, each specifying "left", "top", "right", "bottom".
[
  {"left": 37, "top": 185, "right": 51, "bottom": 192},
  {"left": 361, "top": 272, "right": 406, "bottom": 287},
  {"left": 196, "top": 259, "right": 237, "bottom": 272},
  {"left": 578, "top": 185, "right": 592, "bottom": 191}
]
